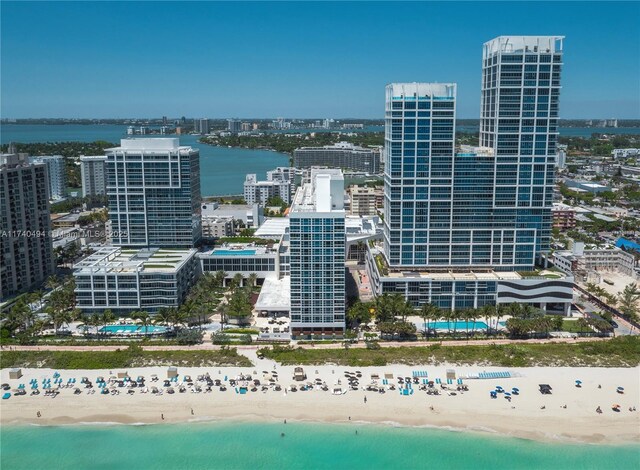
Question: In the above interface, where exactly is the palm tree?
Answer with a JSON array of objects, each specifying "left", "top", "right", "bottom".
[
  {"left": 155, "top": 307, "right": 174, "bottom": 326},
  {"left": 45, "top": 275, "right": 61, "bottom": 291},
  {"left": 132, "top": 311, "right": 151, "bottom": 334},
  {"left": 213, "top": 270, "right": 227, "bottom": 289},
  {"left": 420, "top": 303, "right": 439, "bottom": 339},
  {"left": 171, "top": 308, "right": 189, "bottom": 330},
  {"left": 47, "top": 308, "right": 72, "bottom": 335},
  {"left": 231, "top": 273, "right": 244, "bottom": 289},
  {"left": 101, "top": 309, "right": 116, "bottom": 337},
  {"left": 617, "top": 283, "right": 640, "bottom": 320},
  {"left": 459, "top": 309, "right": 471, "bottom": 339},
  {"left": 467, "top": 308, "right": 479, "bottom": 336},
  {"left": 248, "top": 273, "right": 258, "bottom": 288}
]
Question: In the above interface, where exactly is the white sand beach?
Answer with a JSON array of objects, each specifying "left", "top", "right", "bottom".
[{"left": 1, "top": 358, "right": 638, "bottom": 445}]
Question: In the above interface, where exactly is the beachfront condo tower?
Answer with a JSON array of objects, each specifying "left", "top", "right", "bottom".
[
  {"left": 289, "top": 169, "right": 346, "bottom": 338},
  {"left": 382, "top": 82, "right": 457, "bottom": 268},
  {"left": 1, "top": 153, "right": 55, "bottom": 300},
  {"left": 105, "top": 138, "right": 202, "bottom": 248},
  {"left": 480, "top": 36, "right": 563, "bottom": 266},
  {"left": 367, "top": 36, "right": 571, "bottom": 314}
]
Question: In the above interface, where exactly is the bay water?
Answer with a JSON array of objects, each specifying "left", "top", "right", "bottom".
[{"left": 1, "top": 124, "right": 638, "bottom": 196}]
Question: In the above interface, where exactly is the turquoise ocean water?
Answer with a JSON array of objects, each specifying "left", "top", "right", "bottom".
[{"left": 1, "top": 421, "right": 638, "bottom": 470}]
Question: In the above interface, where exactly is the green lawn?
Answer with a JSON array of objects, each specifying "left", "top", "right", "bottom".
[
  {"left": 260, "top": 337, "right": 640, "bottom": 368},
  {"left": 562, "top": 320, "right": 589, "bottom": 333},
  {"left": 0, "top": 346, "right": 252, "bottom": 369}
]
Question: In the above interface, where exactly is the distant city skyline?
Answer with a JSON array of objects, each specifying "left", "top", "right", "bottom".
[{"left": 1, "top": 1, "right": 639, "bottom": 119}]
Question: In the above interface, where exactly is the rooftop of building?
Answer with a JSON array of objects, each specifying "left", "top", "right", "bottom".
[
  {"left": 198, "top": 243, "right": 277, "bottom": 257},
  {"left": 254, "top": 218, "right": 290, "bottom": 238},
  {"left": 290, "top": 169, "right": 345, "bottom": 214},
  {"left": 369, "top": 242, "right": 568, "bottom": 281},
  {"left": 29, "top": 155, "right": 64, "bottom": 161},
  {"left": 79, "top": 155, "right": 108, "bottom": 161},
  {"left": 255, "top": 276, "right": 291, "bottom": 311},
  {"left": 483, "top": 36, "right": 564, "bottom": 55},
  {"left": 255, "top": 215, "right": 381, "bottom": 241},
  {"left": 0, "top": 153, "right": 30, "bottom": 168},
  {"left": 295, "top": 141, "right": 376, "bottom": 152},
  {"left": 106, "top": 138, "right": 197, "bottom": 154},
  {"left": 74, "top": 246, "right": 196, "bottom": 275},
  {"left": 386, "top": 82, "right": 456, "bottom": 100}
]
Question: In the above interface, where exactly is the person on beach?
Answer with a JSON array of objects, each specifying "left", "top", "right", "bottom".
[
  {"left": 37, "top": 411, "right": 41, "bottom": 418},
  {"left": 191, "top": 408, "right": 194, "bottom": 415},
  {"left": 284, "top": 419, "right": 287, "bottom": 424},
  {"left": 364, "top": 396, "right": 367, "bottom": 404},
  {"left": 161, "top": 413, "right": 164, "bottom": 420}
]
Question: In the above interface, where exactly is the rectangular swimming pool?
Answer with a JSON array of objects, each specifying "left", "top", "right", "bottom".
[
  {"left": 212, "top": 249, "right": 257, "bottom": 256},
  {"left": 99, "top": 325, "right": 168, "bottom": 334}
]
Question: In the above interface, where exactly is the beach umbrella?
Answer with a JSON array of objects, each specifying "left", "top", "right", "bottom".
[
  {"left": 504, "top": 392, "right": 511, "bottom": 397},
  {"left": 575, "top": 380, "right": 582, "bottom": 384},
  {"left": 512, "top": 388, "right": 519, "bottom": 393},
  {"left": 616, "top": 387, "right": 624, "bottom": 393}
]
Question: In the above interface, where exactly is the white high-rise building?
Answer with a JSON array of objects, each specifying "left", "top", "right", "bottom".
[
  {"left": 243, "top": 174, "right": 291, "bottom": 205},
  {"left": 80, "top": 155, "right": 107, "bottom": 197},
  {"left": 289, "top": 169, "right": 345, "bottom": 338},
  {"left": 29, "top": 155, "right": 66, "bottom": 200},
  {"left": 105, "top": 138, "right": 202, "bottom": 248}
]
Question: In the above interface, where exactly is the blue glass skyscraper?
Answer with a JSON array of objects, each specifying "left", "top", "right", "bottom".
[
  {"left": 383, "top": 37, "right": 562, "bottom": 271},
  {"left": 480, "top": 36, "right": 563, "bottom": 266},
  {"left": 383, "top": 83, "right": 457, "bottom": 267}
]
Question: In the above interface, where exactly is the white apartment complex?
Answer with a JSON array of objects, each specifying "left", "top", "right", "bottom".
[
  {"left": 243, "top": 173, "right": 291, "bottom": 205},
  {"left": 289, "top": 169, "right": 346, "bottom": 338},
  {"left": 80, "top": 155, "right": 107, "bottom": 197},
  {"left": 29, "top": 155, "right": 66, "bottom": 200}
]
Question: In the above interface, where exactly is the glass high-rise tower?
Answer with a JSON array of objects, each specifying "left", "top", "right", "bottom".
[
  {"left": 480, "top": 36, "right": 563, "bottom": 266},
  {"left": 289, "top": 169, "right": 346, "bottom": 338},
  {"left": 383, "top": 82, "right": 457, "bottom": 268},
  {"left": 383, "top": 36, "right": 562, "bottom": 271},
  {"left": 106, "top": 138, "right": 202, "bottom": 248}
]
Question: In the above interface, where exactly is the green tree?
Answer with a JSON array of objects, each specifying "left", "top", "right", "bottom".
[
  {"left": 617, "top": 283, "right": 640, "bottom": 323},
  {"left": 346, "top": 301, "right": 373, "bottom": 328},
  {"left": 132, "top": 311, "right": 151, "bottom": 334},
  {"left": 420, "top": 303, "right": 440, "bottom": 339}
]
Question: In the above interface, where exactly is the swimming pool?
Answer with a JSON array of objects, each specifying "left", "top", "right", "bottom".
[
  {"left": 99, "top": 325, "right": 169, "bottom": 334},
  {"left": 213, "top": 249, "right": 257, "bottom": 256},
  {"left": 421, "top": 321, "right": 489, "bottom": 330}
]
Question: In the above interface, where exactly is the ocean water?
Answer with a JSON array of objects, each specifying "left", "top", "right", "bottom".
[{"left": 1, "top": 422, "right": 638, "bottom": 470}]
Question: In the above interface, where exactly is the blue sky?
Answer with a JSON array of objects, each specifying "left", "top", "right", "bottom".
[{"left": 2, "top": 1, "right": 639, "bottom": 119}]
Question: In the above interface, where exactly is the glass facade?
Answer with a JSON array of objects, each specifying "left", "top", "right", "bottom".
[
  {"left": 383, "top": 38, "right": 561, "bottom": 270},
  {"left": 289, "top": 216, "right": 346, "bottom": 327},
  {"left": 479, "top": 36, "right": 563, "bottom": 263},
  {"left": 106, "top": 141, "right": 202, "bottom": 248}
]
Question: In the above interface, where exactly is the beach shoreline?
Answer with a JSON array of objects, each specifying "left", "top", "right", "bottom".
[{"left": 2, "top": 364, "right": 638, "bottom": 445}]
